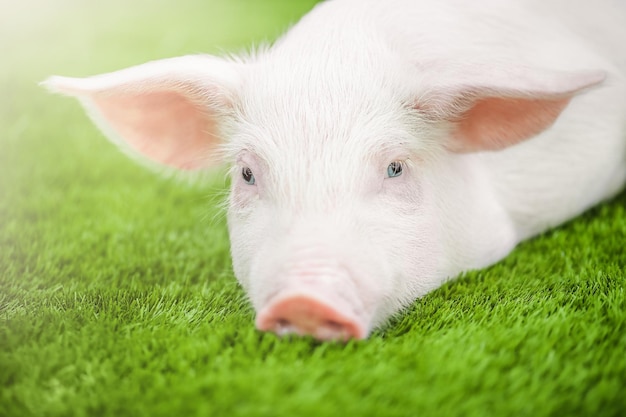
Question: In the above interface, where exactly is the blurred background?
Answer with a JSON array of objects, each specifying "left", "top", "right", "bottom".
[{"left": 0, "top": 0, "right": 320, "bottom": 274}]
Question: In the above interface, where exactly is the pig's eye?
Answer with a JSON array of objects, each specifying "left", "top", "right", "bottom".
[
  {"left": 386, "top": 161, "right": 403, "bottom": 178},
  {"left": 242, "top": 167, "right": 255, "bottom": 185}
]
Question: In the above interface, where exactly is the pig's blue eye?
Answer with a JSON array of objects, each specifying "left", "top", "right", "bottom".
[
  {"left": 387, "top": 161, "right": 403, "bottom": 178},
  {"left": 242, "top": 167, "right": 255, "bottom": 185}
]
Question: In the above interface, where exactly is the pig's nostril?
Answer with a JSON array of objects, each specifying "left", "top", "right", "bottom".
[
  {"left": 274, "top": 318, "right": 296, "bottom": 336},
  {"left": 323, "top": 320, "right": 343, "bottom": 331},
  {"left": 275, "top": 318, "right": 290, "bottom": 327}
]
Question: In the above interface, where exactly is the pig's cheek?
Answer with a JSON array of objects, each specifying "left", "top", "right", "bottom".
[
  {"left": 380, "top": 174, "right": 423, "bottom": 215},
  {"left": 228, "top": 218, "right": 269, "bottom": 295},
  {"left": 229, "top": 181, "right": 259, "bottom": 212},
  {"left": 226, "top": 186, "right": 263, "bottom": 292},
  {"left": 366, "top": 179, "right": 440, "bottom": 317}
]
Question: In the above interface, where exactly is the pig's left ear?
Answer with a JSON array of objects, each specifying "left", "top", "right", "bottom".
[
  {"left": 42, "top": 55, "right": 241, "bottom": 170},
  {"left": 415, "top": 65, "right": 606, "bottom": 153}
]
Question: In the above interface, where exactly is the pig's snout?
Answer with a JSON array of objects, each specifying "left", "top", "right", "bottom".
[{"left": 256, "top": 294, "right": 367, "bottom": 341}]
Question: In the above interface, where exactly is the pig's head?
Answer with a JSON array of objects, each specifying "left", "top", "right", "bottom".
[{"left": 44, "top": 48, "right": 604, "bottom": 340}]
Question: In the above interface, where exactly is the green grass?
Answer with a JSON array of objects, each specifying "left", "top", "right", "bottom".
[{"left": 1, "top": 1, "right": 625, "bottom": 416}]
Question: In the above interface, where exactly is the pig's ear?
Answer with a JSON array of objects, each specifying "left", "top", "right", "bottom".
[
  {"left": 416, "top": 66, "right": 606, "bottom": 153},
  {"left": 42, "top": 55, "right": 241, "bottom": 170}
]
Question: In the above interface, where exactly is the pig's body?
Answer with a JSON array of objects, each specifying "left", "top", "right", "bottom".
[{"left": 45, "top": 0, "right": 626, "bottom": 340}]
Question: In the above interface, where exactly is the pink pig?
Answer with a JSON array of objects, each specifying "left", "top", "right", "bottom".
[{"left": 44, "top": 0, "right": 626, "bottom": 340}]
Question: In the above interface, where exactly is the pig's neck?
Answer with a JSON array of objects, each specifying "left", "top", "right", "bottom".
[
  {"left": 476, "top": 91, "right": 626, "bottom": 243},
  {"left": 436, "top": 106, "right": 626, "bottom": 280},
  {"left": 431, "top": 154, "right": 518, "bottom": 278}
]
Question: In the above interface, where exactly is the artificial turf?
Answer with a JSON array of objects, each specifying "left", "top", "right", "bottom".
[{"left": 1, "top": 1, "right": 625, "bottom": 416}]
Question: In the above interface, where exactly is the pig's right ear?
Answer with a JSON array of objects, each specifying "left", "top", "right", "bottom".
[{"left": 42, "top": 55, "right": 241, "bottom": 170}]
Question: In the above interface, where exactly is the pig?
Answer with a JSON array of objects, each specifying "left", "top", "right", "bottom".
[{"left": 43, "top": 0, "right": 626, "bottom": 341}]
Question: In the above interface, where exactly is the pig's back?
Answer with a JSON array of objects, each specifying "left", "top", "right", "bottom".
[
  {"left": 296, "top": 0, "right": 625, "bottom": 72},
  {"left": 524, "top": 0, "right": 626, "bottom": 72}
]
